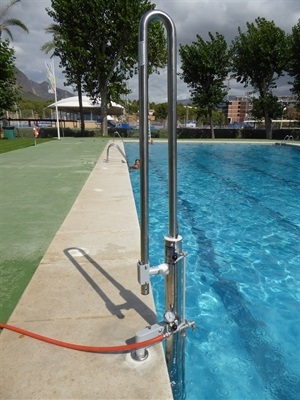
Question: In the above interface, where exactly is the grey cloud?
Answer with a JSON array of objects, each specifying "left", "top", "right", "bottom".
[{"left": 4, "top": 0, "right": 299, "bottom": 103}]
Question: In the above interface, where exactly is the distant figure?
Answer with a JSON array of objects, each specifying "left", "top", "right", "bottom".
[
  {"left": 129, "top": 159, "right": 140, "bottom": 170},
  {"left": 32, "top": 124, "right": 39, "bottom": 138}
]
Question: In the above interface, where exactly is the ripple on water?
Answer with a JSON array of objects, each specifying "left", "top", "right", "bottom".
[{"left": 125, "top": 143, "right": 300, "bottom": 400}]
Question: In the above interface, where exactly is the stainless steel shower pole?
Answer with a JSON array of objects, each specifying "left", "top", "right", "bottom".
[
  {"left": 139, "top": 9, "right": 178, "bottom": 292},
  {"left": 139, "top": 10, "right": 186, "bottom": 397},
  {"left": 139, "top": 12, "right": 150, "bottom": 296}
]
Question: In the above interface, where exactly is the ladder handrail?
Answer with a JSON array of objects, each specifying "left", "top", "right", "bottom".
[
  {"left": 105, "top": 142, "right": 127, "bottom": 164},
  {"left": 112, "top": 130, "right": 123, "bottom": 141},
  {"left": 280, "top": 135, "right": 294, "bottom": 145}
]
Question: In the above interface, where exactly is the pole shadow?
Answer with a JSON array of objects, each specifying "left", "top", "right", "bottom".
[{"left": 64, "top": 247, "right": 157, "bottom": 326}]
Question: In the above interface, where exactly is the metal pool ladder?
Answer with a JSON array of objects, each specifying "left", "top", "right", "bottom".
[
  {"left": 105, "top": 142, "right": 127, "bottom": 163},
  {"left": 280, "top": 135, "right": 294, "bottom": 145},
  {"left": 112, "top": 131, "right": 123, "bottom": 141}
]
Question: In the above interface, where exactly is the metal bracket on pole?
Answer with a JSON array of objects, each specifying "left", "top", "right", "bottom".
[
  {"left": 131, "top": 323, "right": 166, "bottom": 361},
  {"left": 137, "top": 261, "right": 169, "bottom": 295},
  {"left": 131, "top": 319, "right": 195, "bottom": 362}
]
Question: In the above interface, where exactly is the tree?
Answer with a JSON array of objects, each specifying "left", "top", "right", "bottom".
[
  {"left": 0, "top": 0, "right": 28, "bottom": 122},
  {"left": 231, "top": 17, "right": 288, "bottom": 139},
  {"left": 179, "top": 32, "right": 231, "bottom": 138},
  {"left": 128, "top": 99, "right": 139, "bottom": 114},
  {"left": 288, "top": 19, "right": 300, "bottom": 107},
  {"left": 251, "top": 94, "right": 283, "bottom": 121},
  {"left": 0, "top": 0, "right": 29, "bottom": 40},
  {"left": 0, "top": 39, "right": 20, "bottom": 120},
  {"left": 47, "top": 0, "right": 167, "bottom": 135},
  {"left": 18, "top": 99, "right": 53, "bottom": 119},
  {"left": 40, "top": 23, "right": 60, "bottom": 55},
  {"left": 154, "top": 102, "right": 168, "bottom": 120}
]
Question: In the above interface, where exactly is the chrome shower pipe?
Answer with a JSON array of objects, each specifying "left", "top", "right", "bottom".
[
  {"left": 138, "top": 10, "right": 178, "bottom": 295},
  {"left": 138, "top": 12, "right": 190, "bottom": 397}
]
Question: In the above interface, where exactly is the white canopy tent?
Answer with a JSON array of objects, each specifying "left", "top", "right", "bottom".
[{"left": 48, "top": 95, "right": 125, "bottom": 116}]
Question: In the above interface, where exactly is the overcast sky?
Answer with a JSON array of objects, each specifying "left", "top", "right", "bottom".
[{"left": 5, "top": 0, "right": 300, "bottom": 103}]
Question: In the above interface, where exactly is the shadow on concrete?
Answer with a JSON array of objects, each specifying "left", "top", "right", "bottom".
[{"left": 64, "top": 247, "right": 157, "bottom": 326}]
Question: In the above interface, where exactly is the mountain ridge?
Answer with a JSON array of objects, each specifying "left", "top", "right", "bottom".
[{"left": 15, "top": 68, "right": 74, "bottom": 101}]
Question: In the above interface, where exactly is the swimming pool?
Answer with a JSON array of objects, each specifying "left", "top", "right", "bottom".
[{"left": 125, "top": 143, "right": 300, "bottom": 400}]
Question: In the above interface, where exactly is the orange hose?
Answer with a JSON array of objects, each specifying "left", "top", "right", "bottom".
[{"left": 0, "top": 323, "right": 165, "bottom": 353}]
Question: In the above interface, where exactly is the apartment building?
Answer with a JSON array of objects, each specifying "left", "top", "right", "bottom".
[
  {"left": 225, "top": 97, "right": 251, "bottom": 123},
  {"left": 222, "top": 95, "right": 298, "bottom": 124}
]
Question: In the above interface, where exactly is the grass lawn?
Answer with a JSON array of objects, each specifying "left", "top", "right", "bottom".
[{"left": 0, "top": 138, "right": 54, "bottom": 154}]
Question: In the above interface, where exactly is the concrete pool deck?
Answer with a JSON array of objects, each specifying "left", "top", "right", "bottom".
[{"left": 0, "top": 140, "right": 172, "bottom": 400}]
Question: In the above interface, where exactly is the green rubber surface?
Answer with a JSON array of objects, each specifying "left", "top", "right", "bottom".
[{"left": 0, "top": 138, "right": 108, "bottom": 322}]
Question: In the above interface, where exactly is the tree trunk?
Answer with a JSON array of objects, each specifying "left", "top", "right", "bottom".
[
  {"left": 210, "top": 111, "right": 215, "bottom": 139},
  {"left": 78, "top": 82, "right": 85, "bottom": 135},
  {"left": 100, "top": 86, "right": 108, "bottom": 136},
  {"left": 264, "top": 108, "right": 272, "bottom": 139}
]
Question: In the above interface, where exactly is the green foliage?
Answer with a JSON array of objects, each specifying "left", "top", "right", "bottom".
[
  {"left": 0, "top": 2, "right": 29, "bottom": 119},
  {"left": 179, "top": 32, "right": 231, "bottom": 137},
  {"left": 177, "top": 103, "right": 188, "bottom": 120},
  {"left": 128, "top": 99, "right": 139, "bottom": 114},
  {"left": 251, "top": 95, "right": 283, "bottom": 120},
  {"left": 17, "top": 99, "right": 53, "bottom": 118},
  {"left": 210, "top": 109, "right": 226, "bottom": 126},
  {"left": 0, "top": 39, "right": 20, "bottom": 119},
  {"left": 231, "top": 17, "right": 288, "bottom": 138},
  {"left": 288, "top": 19, "right": 300, "bottom": 106},
  {"left": 154, "top": 102, "right": 168, "bottom": 120},
  {"left": 0, "top": 0, "right": 29, "bottom": 41},
  {"left": 231, "top": 18, "right": 287, "bottom": 93},
  {"left": 149, "top": 101, "right": 156, "bottom": 110},
  {"left": 147, "top": 21, "right": 167, "bottom": 75},
  {"left": 40, "top": 23, "right": 61, "bottom": 55},
  {"left": 47, "top": 0, "right": 167, "bottom": 135},
  {"left": 176, "top": 103, "right": 196, "bottom": 122}
]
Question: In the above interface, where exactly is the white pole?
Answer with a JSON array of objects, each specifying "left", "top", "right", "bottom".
[{"left": 148, "top": 118, "right": 152, "bottom": 143}]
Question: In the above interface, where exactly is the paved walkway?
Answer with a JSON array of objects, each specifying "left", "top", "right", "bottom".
[{"left": 0, "top": 139, "right": 172, "bottom": 399}]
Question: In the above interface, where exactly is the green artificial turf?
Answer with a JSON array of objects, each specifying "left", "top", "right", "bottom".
[{"left": 0, "top": 138, "right": 54, "bottom": 154}]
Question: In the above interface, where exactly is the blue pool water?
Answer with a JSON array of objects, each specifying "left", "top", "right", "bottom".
[{"left": 125, "top": 143, "right": 300, "bottom": 400}]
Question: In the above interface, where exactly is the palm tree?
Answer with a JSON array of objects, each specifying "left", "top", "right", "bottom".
[
  {"left": 40, "top": 23, "right": 60, "bottom": 54},
  {"left": 0, "top": 0, "right": 29, "bottom": 41}
]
